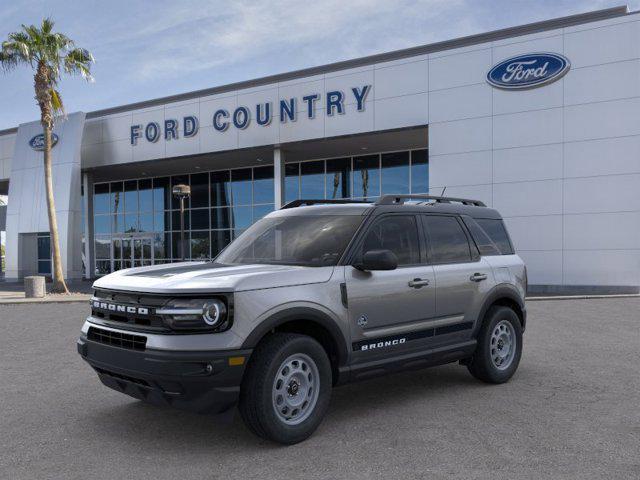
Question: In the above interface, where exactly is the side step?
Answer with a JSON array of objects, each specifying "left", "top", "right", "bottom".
[{"left": 338, "top": 340, "right": 477, "bottom": 384}]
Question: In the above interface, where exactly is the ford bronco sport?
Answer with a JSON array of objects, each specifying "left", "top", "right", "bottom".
[{"left": 78, "top": 194, "right": 527, "bottom": 444}]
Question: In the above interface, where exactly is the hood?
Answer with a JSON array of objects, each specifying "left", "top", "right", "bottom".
[{"left": 92, "top": 262, "right": 335, "bottom": 294}]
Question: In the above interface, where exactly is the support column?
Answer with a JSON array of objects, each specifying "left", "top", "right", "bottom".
[
  {"left": 0, "top": 203, "right": 5, "bottom": 276},
  {"left": 82, "top": 172, "right": 94, "bottom": 279},
  {"left": 274, "top": 147, "right": 286, "bottom": 209},
  {"left": 4, "top": 112, "right": 85, "bottom": 281}
]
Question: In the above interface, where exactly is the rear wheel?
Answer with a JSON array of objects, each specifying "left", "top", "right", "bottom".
[
  {"left": 239, "top": 333, "right": 332, "bottom": 444},
  {"left": 467, "top": 306, "right": 522, "bottom": 384}
]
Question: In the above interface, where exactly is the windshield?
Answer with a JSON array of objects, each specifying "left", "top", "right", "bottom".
[{"left": 216, "top": 215, "right": 363, "bottom": 267}]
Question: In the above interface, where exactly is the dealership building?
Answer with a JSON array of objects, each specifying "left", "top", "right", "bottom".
[{"left": 0, "top": 6, "right": 639, "bottom": 293}]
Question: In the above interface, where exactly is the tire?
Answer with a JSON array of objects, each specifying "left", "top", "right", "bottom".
[
  {"left": 467, "top": 306, "right": 523, "bottom": 384},
  {"left": 239, "top": 333, "right": 332, "bottom": 444}
]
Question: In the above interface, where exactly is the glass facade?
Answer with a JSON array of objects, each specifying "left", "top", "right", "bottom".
[
  {"left": 92, "top": 148, "right": 428, "bottom": 276},
  {"left": 93, "top": 165, "right": 274, "bottom": 275},
  {"left": 285, "top": 149, "right": 428, "bottom": 202}
]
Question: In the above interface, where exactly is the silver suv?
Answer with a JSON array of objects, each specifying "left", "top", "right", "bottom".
[{"left": 77, "top": 195, "right": 527, "bottom": 444}]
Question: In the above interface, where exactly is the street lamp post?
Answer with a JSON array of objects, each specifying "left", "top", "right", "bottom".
[{"left": 172, "top": 184, "right": 191, "bottom": 261}]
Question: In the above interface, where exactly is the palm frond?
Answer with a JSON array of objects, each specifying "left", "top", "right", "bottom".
[
  {"left": 22, "top": 24, "right": 42, "bottom": 47},
  {"left": 50, "top": 87, "right": 64, "bottom": 114},
  {"left": 41, "top": 17, "right": 55, "bottom": 35},
  {"left": 64, "top": 47, "right": 94, "bottom": 81},
  {"left": 0, "top": 49, "right": 19, "bottom": 71},
  {"left": 0, "top": 52, "right": 14, "bottom": 70},
  {"left": 7, "top": 31, "right": 32, "bottom": 56},
  {"left": 1, "top": 31, "right": 33, "bottom": 67},
  {"left": 0, "top": 40, "right": 30, "bottom": 70}
]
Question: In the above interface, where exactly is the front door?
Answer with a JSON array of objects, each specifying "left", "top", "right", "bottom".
[{"left": 345, "top": 214, "right": 436, "bottom": 362}]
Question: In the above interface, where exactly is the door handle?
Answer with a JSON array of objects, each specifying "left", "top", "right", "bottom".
[
  {"left": 470, "top": 272, "right": 488, "bottom": 282},
  {"left": 408, "top": 278, "right": 430, "bottom": 288}
]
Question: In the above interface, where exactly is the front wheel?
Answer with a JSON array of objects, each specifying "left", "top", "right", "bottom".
[
  {"left": 239, "top": 333, "right": 332, "bottom": 444},
  {"left": 467, "top": 306, "right": 523, "bottom": 384}
]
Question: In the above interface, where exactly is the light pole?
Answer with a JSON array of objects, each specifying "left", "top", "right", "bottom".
[{"left": 172, "top": 184, "right": 191, "bottom": 261}]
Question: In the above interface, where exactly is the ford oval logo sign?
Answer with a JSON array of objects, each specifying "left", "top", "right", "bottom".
[
  {"left": 487, "top": 53, "right": 570, "bottom": 90},
  {"left": 29, "top": 133, "right": 59, "bottom": 151}
]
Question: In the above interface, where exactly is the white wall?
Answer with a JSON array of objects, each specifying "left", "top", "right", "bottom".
[
  {"left": 427, "top": 14, "right": 640, "bottom": 289},
  {"left": 4, "top": 113, "right": 85, "bottom": 280},
  {"left": 0, "top": 132, "right": 16, "bottom": 180}
]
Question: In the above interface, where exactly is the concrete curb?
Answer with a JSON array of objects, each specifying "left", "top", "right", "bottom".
[{"left": 526, "top": 294, "right": 640, "bottom": 301}]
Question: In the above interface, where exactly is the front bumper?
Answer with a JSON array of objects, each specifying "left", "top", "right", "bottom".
[{"left": 77, "top": 334, "right": 251, "bottom": 415}]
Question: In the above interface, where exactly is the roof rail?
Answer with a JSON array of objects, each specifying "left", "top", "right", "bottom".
[
  {"left": 280, "top": 199, "right": 371, "bottom": 209},
  {"left": 375, "top": 194, "right": 486, "bottom": 207}
]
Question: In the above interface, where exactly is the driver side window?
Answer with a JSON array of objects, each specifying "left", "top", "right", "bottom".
[{"left": 361, "top": 216, "right": 420, "bottom": 266}]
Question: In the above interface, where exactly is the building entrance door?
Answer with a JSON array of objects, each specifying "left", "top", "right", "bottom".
[{"left": 111, "top": 234, "right": 154, "bottom": 271}]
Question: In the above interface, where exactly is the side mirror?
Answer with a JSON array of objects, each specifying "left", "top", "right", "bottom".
[{"left": 354, "top": 249, "right": 398, "bottom": 271}]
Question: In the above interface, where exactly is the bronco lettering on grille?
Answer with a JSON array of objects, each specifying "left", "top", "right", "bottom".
[{"left": 92, "top": 300, "right": 149, "bottom": 315}]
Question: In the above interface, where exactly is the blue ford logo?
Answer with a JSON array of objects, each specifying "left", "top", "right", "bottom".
[
  {"left": 29, "top": 133, "right": 59, "bottom": 151},
  {"left": 487, "top": 53, "right": 570, "bottom": 90}
]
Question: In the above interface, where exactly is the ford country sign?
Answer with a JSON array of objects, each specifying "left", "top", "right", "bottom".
[
  {"left": 29, "top": 133, "right": 59, "bottom": 151},
  {"left": 487, "top": 53, "right": 570, "bottom": 90},
  {"left": 129, "top": 84, "right": 372, "bottom": 146}
]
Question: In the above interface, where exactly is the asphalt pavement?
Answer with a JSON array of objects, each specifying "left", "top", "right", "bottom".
[{"left": 1, "top": 299, "right": 639, "bottom": 479}]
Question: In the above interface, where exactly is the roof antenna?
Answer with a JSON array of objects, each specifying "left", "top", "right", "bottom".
[{"left": 440, "top": 186, "right": 447, "bottom": 196}]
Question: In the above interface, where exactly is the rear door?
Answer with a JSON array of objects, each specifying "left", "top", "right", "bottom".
[
  {"left": 345, "top": 214, "right": 436, "bottom": 361},
  {"left": 420, "top": 214, "right": 493, "bottom": 340}
]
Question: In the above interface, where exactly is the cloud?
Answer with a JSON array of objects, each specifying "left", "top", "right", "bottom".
[
  {"left": 95, "top": 0, "right": 475, "bottom": 81},
  {"left": 108, "top": 0, "right": 639, "bottom": 83}
]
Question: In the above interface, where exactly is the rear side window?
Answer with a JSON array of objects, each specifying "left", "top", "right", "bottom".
[
  {"left": 462, "top": 217, "right": 501, "bottom": 256},
  {"left": 475, "top": 218, "right": 514, "bottom": 255},
  {"left": 361, "top": 216, "right": 420, "bottom": 266},
  {"left": 422, "top": 215, "right": 472, "bottom": 264}
]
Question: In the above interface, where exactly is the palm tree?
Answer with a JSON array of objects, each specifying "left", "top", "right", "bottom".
[{"left": 0, "top": 18, "right": 93, "bottom": 293}]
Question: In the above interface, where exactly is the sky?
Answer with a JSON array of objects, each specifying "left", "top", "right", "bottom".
[{"left": 0, "top": 0, "right": 638, "bottom": 130}]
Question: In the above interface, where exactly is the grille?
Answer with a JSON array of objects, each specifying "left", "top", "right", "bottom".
[
  {"left": 88, "top": 326, "right": 147, "bottom": 351},
  {"left": 94, "top": 289, "right": 169, "bottom": 307},
  {"left": 91, "top": 289, "right": 168, "bottom": 331},
  {"left": 91, "top": 309, "right": 164, "bottom": 328}
]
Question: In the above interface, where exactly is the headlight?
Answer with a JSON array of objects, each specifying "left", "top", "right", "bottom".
[
  {"left": 203, "top": 300, "right": 225, "bottom": 326},
  {"left": 157, "top": 298, "right": 229, "bottom": 331}
]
